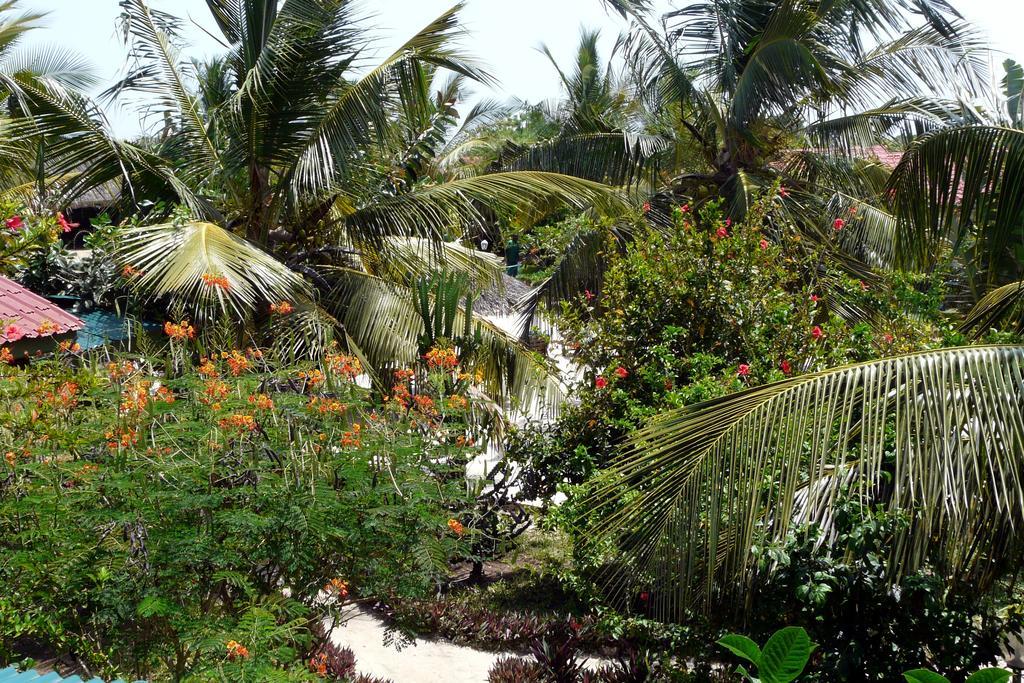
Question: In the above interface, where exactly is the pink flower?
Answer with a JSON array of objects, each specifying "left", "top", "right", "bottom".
[
  {"left": 642, "top": 202, "right": 651, "bottom": 213},
  {"left": 6, "top": 216, "right": 23, "bottom": 231},
  {"left": 639, "top": 592, "right": 650, "bottom": 603},
  {"left": 56, "top": 212, "right": 78, "bottom": 233},
  {"left": 778, "top": 186, "right": 790, "bottom": 198},
  {"left": 725, "top": 218, "right": 732, "bottom": 227},
  {"left": 810, "top": 294, "right": 820, "bottom": 303},
  {"left": 595, "top": 376, "right": 608, "bottom": 389},
  {"left": 716, "top": 226, "right": 729, "bottom": 239},
  {"left": 848, "top": 206, "right": 858, "bottom": 215},
  {"left": 833, "top": 218, "right": 845, "bottom": 231},
  {"left": 883, "top": 333, "right": 894, "bottom": 344},
  {"left": 812, "top": 326, "right": 824, "bottom": 340},
  {"left": 615, "top": 366, "right": 628, "bottom": 379},
  {"left": 584, "top": 289, "right": 594, "bottom": 301},
  {"left": 737, "top": 364, "right": 751, "bottom": 377},
  {"left": 680, "top": 204, "right": 690, "bottom": 213},
  {"left": 5, "top": 324, "right": 24, "bottom": 342},
  {"left": 759, "top": 239, "right": 769, "bottom": 250},
  {"left": 780, "top": 360, "right": 792, "bottom": 375}
]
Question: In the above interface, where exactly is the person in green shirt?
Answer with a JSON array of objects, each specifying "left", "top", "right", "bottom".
[{"left": 505, "top": 237, "right": 520, "bottom": 277}]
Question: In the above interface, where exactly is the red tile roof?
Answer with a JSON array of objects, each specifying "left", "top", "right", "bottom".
[{"left": 0, "top": 276, "right": 84, "bottom": 344}]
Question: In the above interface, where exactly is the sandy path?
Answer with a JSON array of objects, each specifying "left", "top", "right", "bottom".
[{"left": 330, "top": 608, "right": 504, "bottom": 683}]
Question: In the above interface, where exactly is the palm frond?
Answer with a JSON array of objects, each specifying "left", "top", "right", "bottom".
[
  {"left": 117, "top": 220, "right": 312, "bottom": 321},
  {"left": 500, "top": 132, "right": 670, "bottom": 188},
  {"left": 342, "top": 172, "right": 623, "bottom": 245},
  {"left": 962, "top": 281, "right": 1024, "bottom": 337},
  {"left": 888, "top": 126, "right": 1024, "bottom": 274},
  {"left": 584, "top": 346, "right": 1024, "bottom": 619}
]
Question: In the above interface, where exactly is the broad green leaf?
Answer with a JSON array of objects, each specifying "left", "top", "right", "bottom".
[
  {"left": 904, "top": 670, "right": 950, "bottom": 683},
  {"left": 718, "top": 634, "right": 763, "bottom": 666},
  {"left": 760, "top": 627, "right": 813, "bottom": 683},
  {"left": 966, "top": 669, "right": 1012, "bottom": 683}
]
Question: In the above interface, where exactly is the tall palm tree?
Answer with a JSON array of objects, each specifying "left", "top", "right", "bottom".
[{"left": 8, "top": 0, "right": 629, "bottom": 412}]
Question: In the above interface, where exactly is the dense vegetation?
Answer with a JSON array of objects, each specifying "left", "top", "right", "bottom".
[{"left": 1, "top": 0, "right": 1024, "bottom": 681}]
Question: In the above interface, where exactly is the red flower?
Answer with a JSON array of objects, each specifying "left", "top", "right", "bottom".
[
  {"left": 56, "top": 212, "right": 78, "bottom": 233},
  {"left": 584, "top": 289, "right": 594, "bottom": 301},
  {"left": 780, "top": 360, "right": 792, "bottom": 375},
  {"left": 639, "top": 591, "right": 650, "bottom": 603},
  {"left": 5, "top": 325, "right": 24, "bottom": 342},
  {"left": 615, "top": 366, "right": 628, "bottom": 379},
  {"left": 642, "top": 202, "right": 651, "bottom": 213},
  {"left": 883, "top": 333, "right": 894, "bottom": 344},
  {"left": 679, "top": 204, "right": 690, "bottom": 213},
  {"left": 810, "top": 294, "right": 820, "bottom": 303},
  {"left": 5, "top": 216, "right": 23, "bottom": 231},
  {"left": 716, "top": 226, "right": 729, "bottom": 239},
  {"left": 833, "top": 218, "right": 845, "bottom": 231},
  {"left": 778, "top": 186, "right": 790, "bottom": 198},
  {"left": 595, "top": 376, "right": 608, "bottom": 389},
  {"left": 812, "top": 326, "right": 824, "bottom": 340},
  {"left": 859, "top": 280, "right": 869, "bottom": 291},
  {"left": 725, "top": 218, "right": 732, "bottom": 227},
  {"left": 759, "top": 239, "right": 769, "bottom": 250},
  {"left": 848, "top": 206, "right": 858, "bottom": 215},
  {"left": 737, "top": 364, "right": 751, "bottom": 377}
]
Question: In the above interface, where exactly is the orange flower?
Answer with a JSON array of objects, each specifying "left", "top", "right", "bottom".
[
  {"left": 201, "top": 273, "right": 231, "bottom": 290},
  {"left": 447, "top": 518, "right": 464, "bottom": 536},
  {"left": 326, "top": 352, "right": 361, "bottom": 380},
  {"left": 119, "top": 381, "right": 151, "bottom": 414},
  {"left": 198, "top": 358, "right": 219, "bottom": 378},
  {"left": 326, "top": 578, "right": 350, "bottom": 598},
  {"left": 218, "top": 414, "right": 257, "bottom": 433},
  {"left": 446, "top": 395, "right": 468, "bottom": 411},
  {"left": 164, "top": 320, "right": 196, "bottom": 341},
  {"left": 0, "top": 347, "right": 13, "bottom": 364},
  {"left": 35, "top": 320, "right": 59, "bottom": 335},
  {"left": 156, "top": 386, "right": 176, "bottom": 404},
  {"left": 225, "top": 640, "right": 249, "bottom": 661},
  {"left": 57, "top": 340, "right": 82, "bottom": 353},
  {"left": 222, "top": 350, "right": 250, "bottom": 376},
  {"left": 121, "top": 264, "right": 142, "bottom": 278},
  {"left": 105, "top": 427, "right": 139, "bottom": 450},
  {"left": 306, "top": 396, "right": 346, "bottom": 415},
  {"left": 247, "top": 393, "right": 274, "bottom": 411},
  {"left": 4, "top": 451, "right": 15, "bottom": 467},
  {"left": 106, "top": 361, "right": 137, "bottom": 382},
  {"left": 269, "top": 301, "right": 294, "bottom": 315},
  {"left": 413, "top": 394, "right": 436, "bottom": 416},
  {"left": 424, "top": 347, "right": 459, "bottom": 371},
  {"left": 309, "top": 653, "right": 328, "bottom": 677},
  {"left": 202, "top": 380, "right": 231, "bottom": 404},
  {"left": 297, "top": 369, "right": 325, "bottom": 387}
]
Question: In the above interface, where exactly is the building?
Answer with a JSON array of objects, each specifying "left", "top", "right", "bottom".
[{"left": 0, "top": 276, "right": 84, "bottom": 360}]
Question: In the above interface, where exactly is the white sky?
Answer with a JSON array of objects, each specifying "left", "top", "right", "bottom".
[{"left": 20, "top": 0, "right": 1024, "bottom": 138}]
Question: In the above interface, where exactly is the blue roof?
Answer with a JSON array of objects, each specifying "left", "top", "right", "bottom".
[{"left": 0, "top": 666, "right": 139, "bottom": 682}]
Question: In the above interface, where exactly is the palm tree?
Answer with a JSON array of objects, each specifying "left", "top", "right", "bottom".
[
  {"left": 581, "top": 345, "right": 1024, "bottom": 620},
  {"left": 7, "top": 0, "right": 631, "bottom": 412},
  {"left": 0, "top": 0, "right": 102, "bottom": 205}
]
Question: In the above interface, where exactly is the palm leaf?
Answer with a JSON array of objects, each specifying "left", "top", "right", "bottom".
[
  {"left": 888, "top": 126, "right": 1024, "bottom": 274},
  {"left": 584, "top": 346, "right": 1024, "bottom": 619},
  {"left": 962, "top": 281, "right": 1024, "bottom": 337},
  {"left": 117, "top": 220, "right": 312, "bottom": 321}
]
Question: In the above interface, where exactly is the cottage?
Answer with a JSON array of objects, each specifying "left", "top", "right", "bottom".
[{"left": 0, "top": 276, "right": 84, "bottom": 360}]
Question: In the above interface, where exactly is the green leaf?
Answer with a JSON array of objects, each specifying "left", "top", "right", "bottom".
[
  {"left": 718, "top": 634, "right": 763, "bottom": 666},
  {"left": 966, "top": 669, "right": 1012, "bottom": 683},
  {"left": 904, "top": 670, "right": 950, "bottom": 683},
  {"left": 759, "top": 627, "right": 813, "bottom": 683}
]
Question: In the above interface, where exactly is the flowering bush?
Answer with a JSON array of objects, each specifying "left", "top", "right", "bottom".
[
  {"left": 0, "top": 332, "right": 482, "bottom": 680},
  {"left": 511, "top": 197, "right": 956, "bottom": 495}
]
